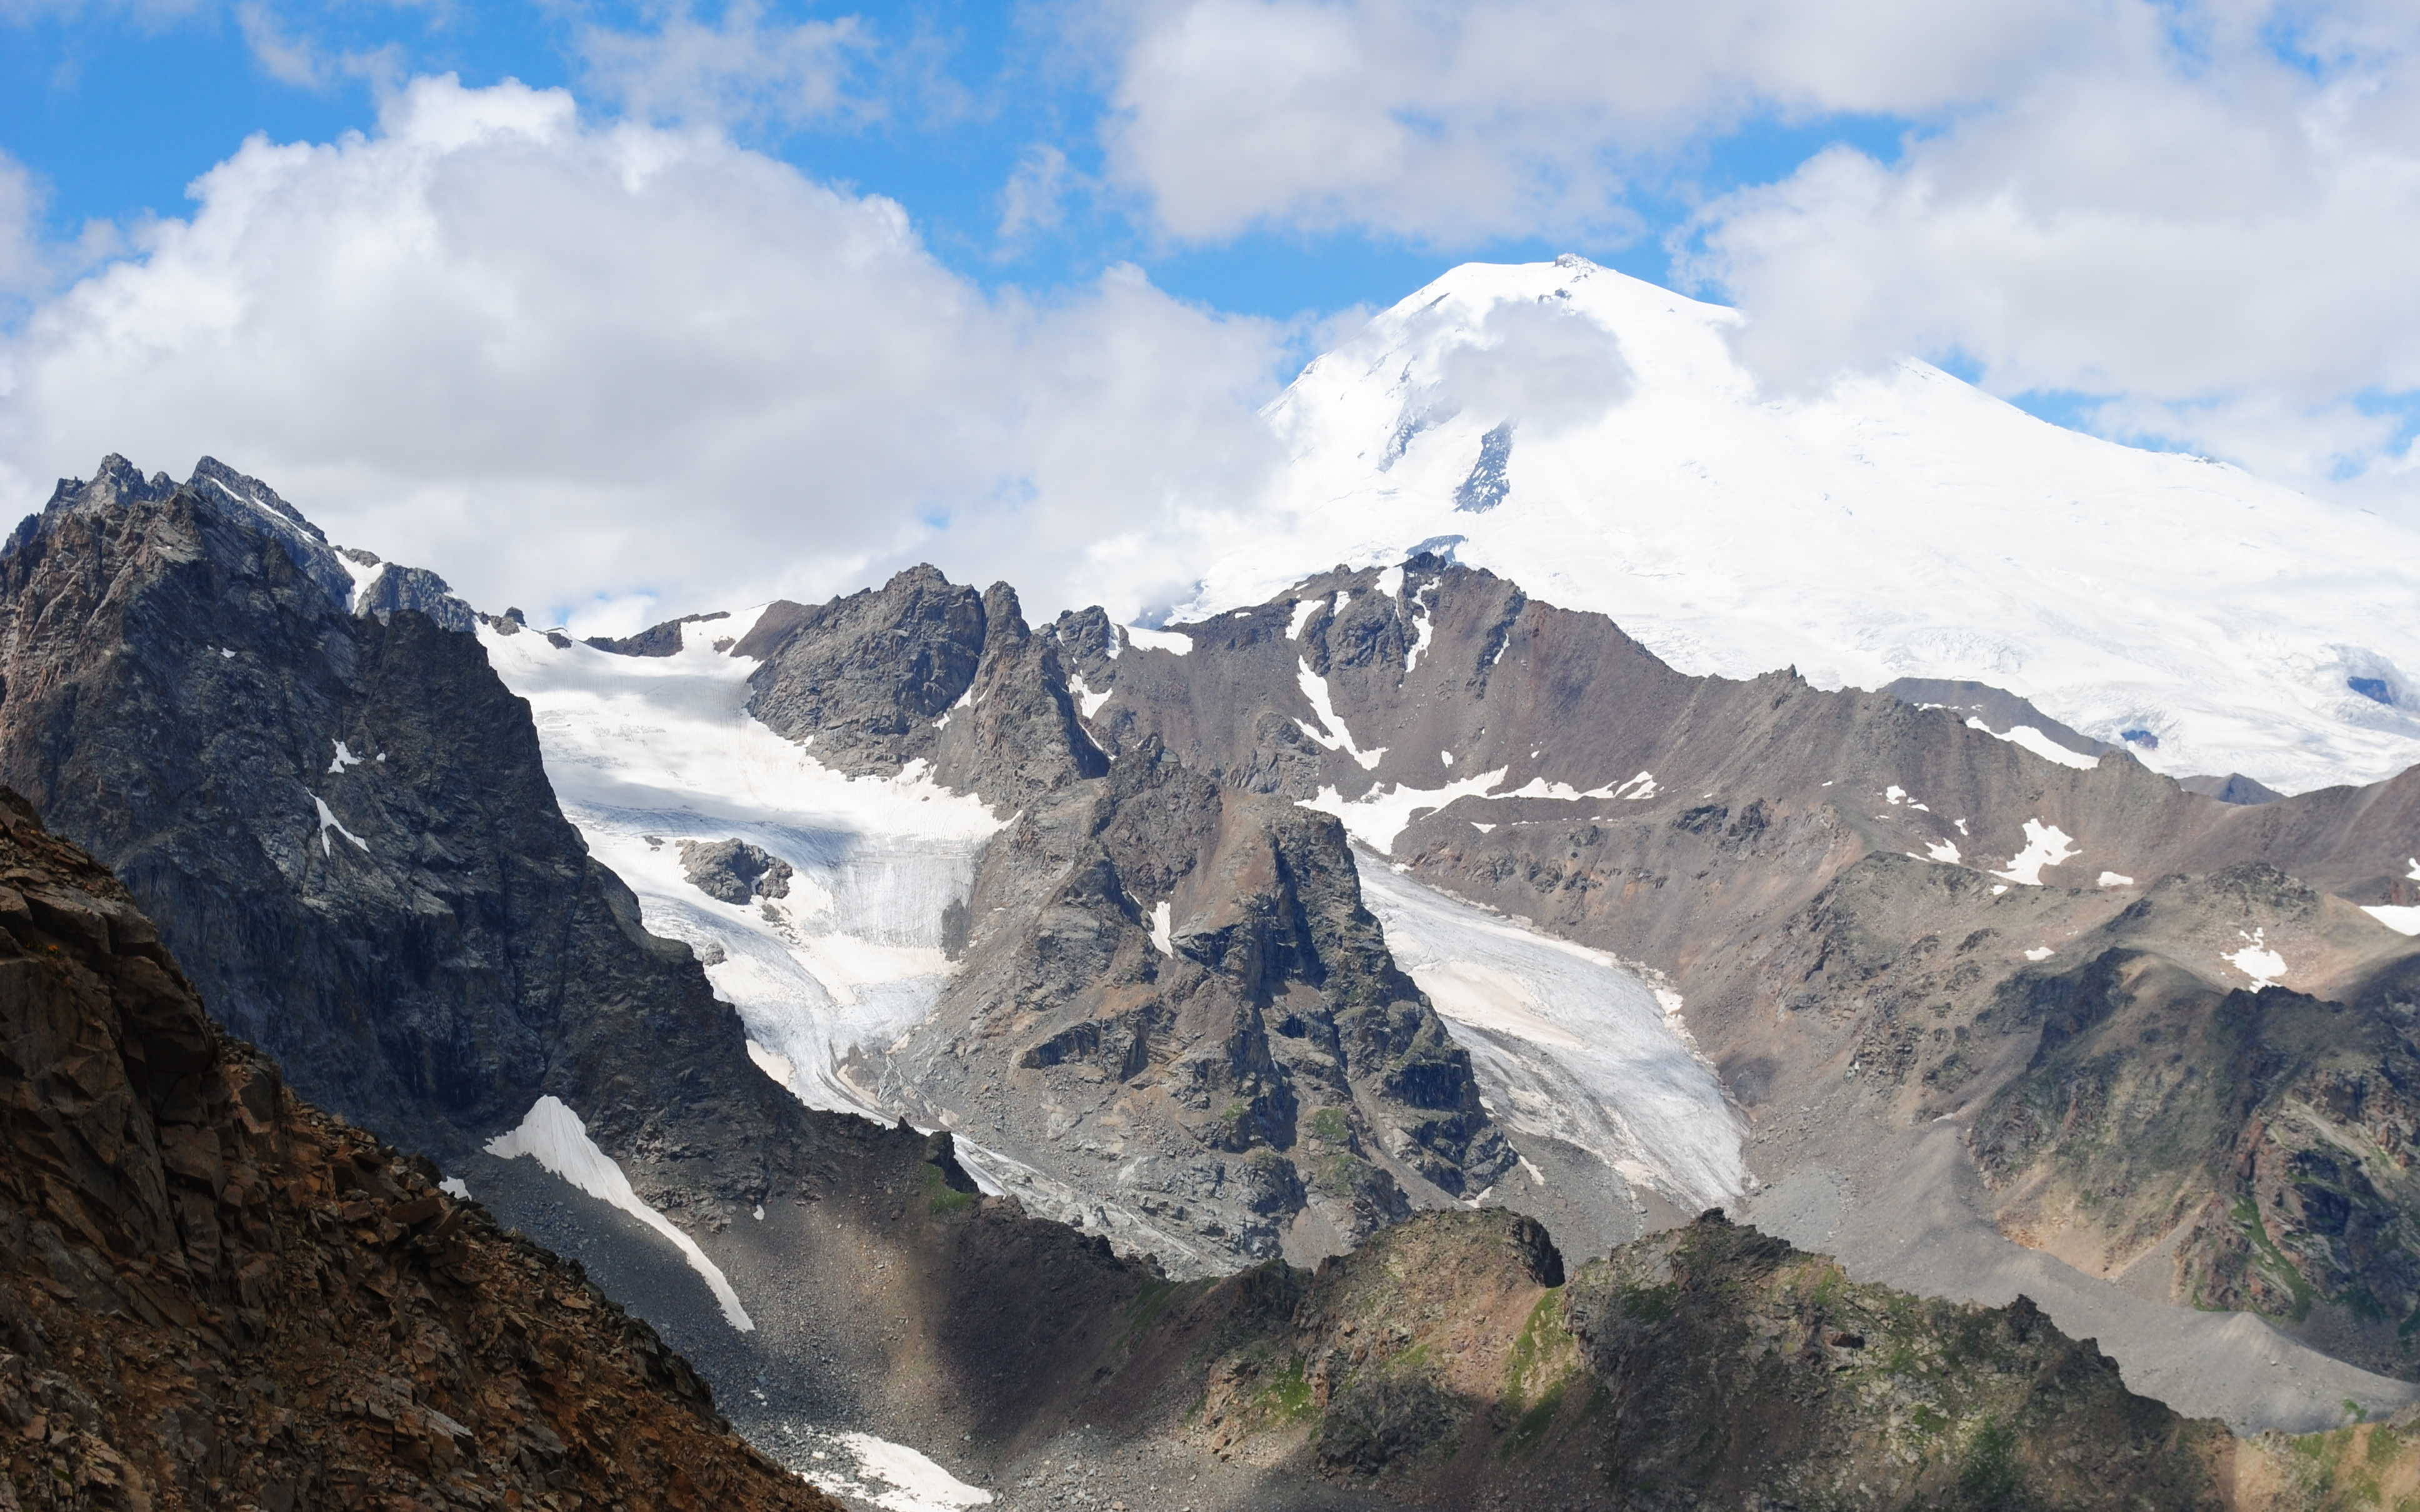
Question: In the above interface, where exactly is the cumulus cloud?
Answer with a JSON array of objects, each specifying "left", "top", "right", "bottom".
[
  {"left": 0, "top": 76, "right": 1291, "bottom": 629},
  {"left": 1672, "top": 12, "right": 2420, "bottom": 501},
  {"left": 1092, "top": 0, "right": 2109, "bottom": 244},
  {"left": 1086, "top": 0, "right": 2420, "bottom": 511}
]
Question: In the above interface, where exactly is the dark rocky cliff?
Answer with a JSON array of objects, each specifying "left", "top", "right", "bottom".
[
  {"left": 0, "top": 785, "right": 840, "bottom": 1512},
  {"left": 0, "top": 455, "right": 798, "bottom": 1213}
]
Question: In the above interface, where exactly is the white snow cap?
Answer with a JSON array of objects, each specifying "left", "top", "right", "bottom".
[{"left": 1172, "top": 258, "right": 2420, "bottom": 794}]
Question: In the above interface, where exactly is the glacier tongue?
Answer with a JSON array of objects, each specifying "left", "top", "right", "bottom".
[
  {"left": 479, "top": 612, "right": 1002, "bottom": 1122},
  {"left": 1356, "top": 860, "right": 1745, "bottom": 1213},
  {"left": 1177, "top": 257, "right": 2420, "bottom": 794}
]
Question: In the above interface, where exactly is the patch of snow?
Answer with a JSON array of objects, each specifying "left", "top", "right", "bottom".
[
  {"left": 1404, "top": 587, "right": 1438, "bottom": 674},
  {"left": 1471, "top": 820, "right": 1495, "bottom": 833},
  {"left": 2024, "top": 947, "right": 2054, "bottom": 962},
  {"left": 1376, "top": 564, "right": 1404, "bottom": 599},
  {"left": 2098, "top": 871, "right": 2136, "bottom": 887},
  {"left": 1954, "top": 817, "right": 1969, "bottom": 835},
  {"left": 1440, "top": 749, "right": 1454, "bottom": 766},
  {"left": 1613, "top": 771, "right": 1658, "bottom": 800},
  {"left": 1296, "top": 658, "right": 1384, "bottom": 770},
  {"left": 486, "top": 1095, "right": 754, "bottom": 1331},
  {"left": 1301, "top": 767, "right": 1509, "bottom": 854},
  {"left": 1286, "top": 594, "right": 1329, "bottom": 640},
  {"left": 1066, "top": 672, "right": 1112, "bottom": 720},
  {"left": 438, "top": 1178, "right": 469, "bottom": 1199},
  {"left": 1924, "top": 840, "right": 1962, "bottom": 864},
  {"left": 310, "top": 793, "right": 368, "bottom": 856},
  {"left": 2362, "top": 905, "right": 2420, "bottom": 937},
  {"left": 1968, "top": 717, "right": 2101, "bottom": 770},
  {"left": 1360, "top": 865, "right": 1744, "bottom": 1211},
  {"left": 1149, "top": 900, "right": 1173, "bottom": 957},
  {"left": 1496, "top": 775, "right": 1621, "bottom": 802},
  {"left": 1122, "top": 625, "right": 1192, "bottom": 656},
  {"left": 1991, "top": 819, "right": 2079, "bottom": 886},
  {"left": 826, "top": 1431, "right": 993, "bottom": 1512},
  {"left": 753, "top": 1204, "right": 765, "bottom": 1221},
  {"left": 1885, "top": 785, "right": 1908, "bottom": 805},
  {"left": 220, "top": 647, "right": 236, "bottom": 660},
  {"left": 2223, "top": 928, "right": 2288, "bottom": 988},
  {"left": 327, "top": 739, "right": 366, "bottom": 774}
]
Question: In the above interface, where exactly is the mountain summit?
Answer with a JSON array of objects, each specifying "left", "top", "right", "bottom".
[{"left": 1181, "top": 256, "right": 2420, "bottom": 793}]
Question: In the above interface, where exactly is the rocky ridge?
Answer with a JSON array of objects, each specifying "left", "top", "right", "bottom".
[
  {"left": 0, "top": 785, "right": 839, "bottom": 1512},
  {"left": 1048, "top": 555, "right": 2420, "bottom": 1388},
  {"left": 709, "top": 567, "right": 1519, "bottom": 1266}
]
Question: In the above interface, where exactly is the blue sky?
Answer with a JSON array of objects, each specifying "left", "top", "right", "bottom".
[
  {"left": 0, "top": 2, "right": 1912, "bottom": 320},
  {"left": 4, "top": 0, "right": 2419, "bottom": 627}
]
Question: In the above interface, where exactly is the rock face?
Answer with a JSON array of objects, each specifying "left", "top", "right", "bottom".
[
  {"left": 882, "top": 737, "right": 1512, "bottom": 1265},
  {"left": 0, "top": 787, "right": 839, "bottom": 1512},
  {"left": 0, "top": 455, "right": 801, "bottom": 1215},
  {"left": 708, "top": 566, "right": 1516, "bottom": 1268},
  {"left": 736, "top": 569, "right": 1108, "bottom": 808}
]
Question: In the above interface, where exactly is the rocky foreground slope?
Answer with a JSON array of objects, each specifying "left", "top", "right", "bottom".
[{"left": 0, "top": 786, "right": 838, "bottom": 1511}]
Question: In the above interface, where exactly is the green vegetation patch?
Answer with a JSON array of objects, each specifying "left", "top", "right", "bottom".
[{"left": 922, "top": 1162, "right": 977, "bottom": 1215}]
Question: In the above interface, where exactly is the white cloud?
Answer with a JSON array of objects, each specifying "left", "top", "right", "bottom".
[
  {"left": 574, "top": 1, "right": 878, "bottom": 132},
  {"left": 1092, "top": 0, "right": 2113, "bottom": 244},
  {"left": 232, "top": 0, "right": 402, "bottom": 92},
  {"left": 1424, "top": 297, "right": 1632, "bottom": 432},
  {"left": 0, "top": 76, "right": 1291, "bottom": 627},
  {"left": 1086, "top": 0, "right": 2420, "bottom": 511},
  {"left": 1673, "top": 16, "right": 2420, "bottom": 502},
  {"left": 998, "top": 143, "right": 1079, "bottom": 247}
]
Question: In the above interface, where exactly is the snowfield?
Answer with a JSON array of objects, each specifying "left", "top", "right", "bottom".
[
  {"left": 479, "top": 615, "right": 1002, "bottom": 1122},
  {"left": 1175, "top": 257, "right": 2420, "bottom": 794},
  {"left": 1357, "top": 862, "right": 1745, "bottom": 1212}
]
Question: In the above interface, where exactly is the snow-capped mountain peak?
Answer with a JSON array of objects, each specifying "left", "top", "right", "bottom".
[{"left": 1180, "top": 256, "right": 2420, "bottom": 793}]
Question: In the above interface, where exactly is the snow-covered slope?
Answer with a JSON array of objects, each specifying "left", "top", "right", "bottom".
[
  {"left": 478, "top": 616, "right": 1002, "bottom": 1122},
  {"left": 1179, "top": 257, "right": 2420, "bottom": 794}
]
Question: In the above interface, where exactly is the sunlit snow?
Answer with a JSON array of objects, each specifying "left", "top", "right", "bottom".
[
  {"left": 1171, "top": 258, "right": 2420, "bottom": 793},
  {"left": 1121, "top": 625, "right": 1192, "bottom": 656},
  {"left": 1968, "top": 719, "right": 2101, "bottom": 770},
  {"left": 1302, "top": 768, "right": 1509, "bottom": 854},
  {"left": 480, "top": 614, "right": 1002, "bottom": 1122},
  {"left": 1991, "top": 819, "right": 2079, "bottom": 886},
  {"left": 1360, "top": 865, "right": 1744, "bottom": 1211},
  {"left": 1295, "top": 659, "right": 1384, "bottom": 769},
  {"left": 2223, "top": 928, "right": 2288, "bottom": 988},
  {"left": 486, "top": 1095, "right": 755, "bottom": 1331}
]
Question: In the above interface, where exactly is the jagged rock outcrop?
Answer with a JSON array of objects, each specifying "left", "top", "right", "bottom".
[
  {"left": 0, "top": 787, "right": 839, "bottom": 1512},
  {"left": 874, "top": 737, "right": 1512, "bottom": 1266},
  {"left": 0, "top": 455, "right": 801, "bottom": 1213},
  {"left": 678, "top": 839, "right": 792, "bottom": 904},
  {"left": 736, "top": 570, "right": 1106, "bottom": 810}
]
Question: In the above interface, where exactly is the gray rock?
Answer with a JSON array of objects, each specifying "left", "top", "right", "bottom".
[{"left": 678, "top": 838, "right": 792, "bottom": 903}]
